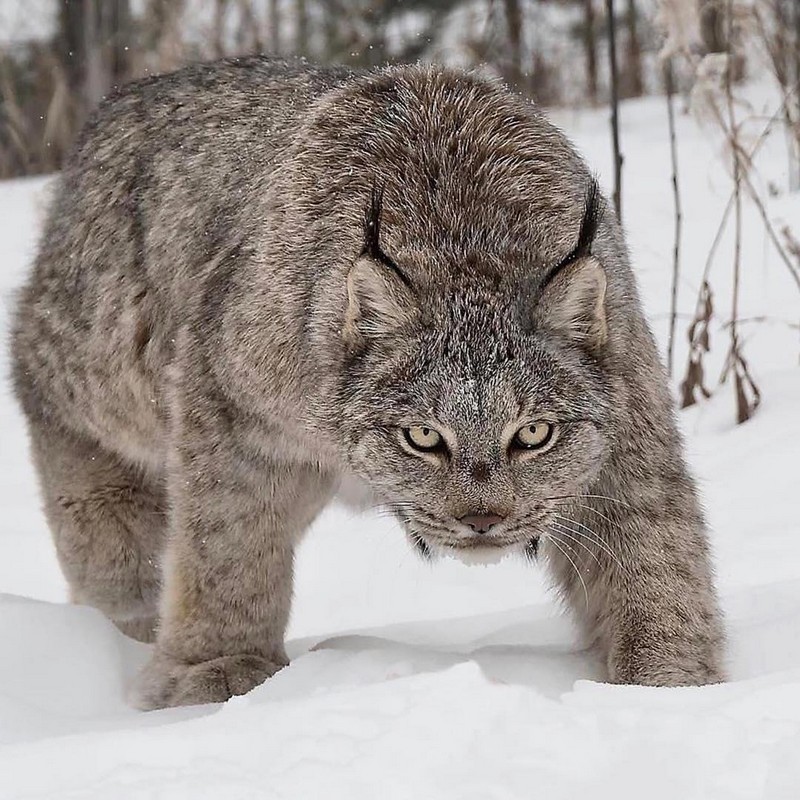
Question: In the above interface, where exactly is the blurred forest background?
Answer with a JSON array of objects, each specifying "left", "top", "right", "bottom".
[
  {"left": 0, "top": 0, "right": 796, "bottom": 181},
  {"left": 1, "top": 1, "right": 799, "bottom": 422}
]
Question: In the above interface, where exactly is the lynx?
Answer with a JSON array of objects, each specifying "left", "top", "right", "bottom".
[{"left": 11, "top": 57, "right": 725, "bottom": 709}]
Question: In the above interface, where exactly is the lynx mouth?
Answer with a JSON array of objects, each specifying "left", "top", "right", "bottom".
[
  {"left": 409, "top": 530, "right": 540, "bottom": 566},
  {"left": 439, "top": 539, "right": 536, "bottom": 566},
  {"left": 453, "top": 536, "right": 504, "bottom": 550},
  {"left": 394, "top": 508, "right": 540, "bottom": 564}
]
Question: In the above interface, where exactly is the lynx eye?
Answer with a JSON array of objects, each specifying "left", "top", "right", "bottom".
[
  {"left": 512, "top": 422, "right": 555, "bottom": 451},
  {"left": 403, "top": 426, "right": 444, "bottom": 453}
]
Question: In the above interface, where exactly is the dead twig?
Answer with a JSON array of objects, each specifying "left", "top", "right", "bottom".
[
  {"left": 605, "top": 0, "right": 623, "bottom": 221},
  {"left": 722, "top": 0, "right": 759, "bottom": 424},
  {"left": 680, "top": 281, "right": 715, "bottom": 408}
]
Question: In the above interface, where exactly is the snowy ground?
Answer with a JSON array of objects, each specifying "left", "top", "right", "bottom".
[{"left": 1, "top": 84, "right": 799, "bottom": 799}]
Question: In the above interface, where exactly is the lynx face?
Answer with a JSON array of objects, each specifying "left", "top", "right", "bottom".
[{"left": 341, "top": 185, "right": 614, "bottom": 559}]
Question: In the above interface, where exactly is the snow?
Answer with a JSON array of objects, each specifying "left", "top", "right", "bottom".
[
  {"left": 1, "top": 81, "right": 800, "bottom": 799},
  {"left": 0, "top": 0, "right": 54, "bottom": 47}
]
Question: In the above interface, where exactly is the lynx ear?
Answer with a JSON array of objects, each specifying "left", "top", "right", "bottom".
[
  {"left": 343, "top": 257, "right": 418, "bottom": 344},
  {"left": 533, "top": 256, "right": 608, "bottom": 352}
]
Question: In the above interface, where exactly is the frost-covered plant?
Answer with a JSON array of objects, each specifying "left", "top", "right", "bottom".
[
  {"left": 655, "top": 0, "right": 702, "bottom": 60},
  {"left": 752, "top": 0, "right": 800, "bottom": 192},
  {"left": 656, "top": 0, "right": 800, "bottom": 423}
]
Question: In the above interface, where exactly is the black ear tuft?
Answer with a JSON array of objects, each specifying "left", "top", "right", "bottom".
[
  {"left": 345, "top": 185, "right": 417, "bottom": 344},
  {"left": 361, "top": 182, "right": 412, "bottom": 289},
  {"left": 576, "top": 177, "right": 602, "bottom": 258},
  {"left": 362, "top": 183, "right": 385, "bottom": 262},
  {"left": 530, "top": 178, "right": 607, "bottom": 353},
  {"left": 550, "top": 177, "right": 603, "bottom": 277}
]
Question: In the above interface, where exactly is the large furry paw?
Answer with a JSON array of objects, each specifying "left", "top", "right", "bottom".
[
  {"left": 608, "top": 645, "right": 725, "bottom": 687},
  {"left": 133, "top": 651, "right": 287, "bottom": 709}
]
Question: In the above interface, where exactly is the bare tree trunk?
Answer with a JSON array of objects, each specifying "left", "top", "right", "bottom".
[
  {"left": 57, "top": 0, "right": 85, "bottom": 103},
  {"left": 362, "top": 1, "right": 389, "bottom": 66},
  {"left": 723, "top": 0, "right": 760, "bottom": 423},
  {"left": 796, "top": 0, "right": 800, "bottom": 89},
  {"left": 699, "top": 0, "right": 725, "bottom": 54},
  {"left": 583, "top": 0, "right": 598, "bottom": 104},
  {"left": 699, "top": 0, "right": 744, "bottom": 79},
  {"left": 108, "top": 0, "right": 132, "bottom": 81},
  {"left": 605, "top": 0, "right": 623, "bottom": 221},
  {"left": 269, "top": 0, "right": 281, "bottom": 54},
  {"left": 793, "top": 0, "right": 800, "bottom": 191},
  {"left": 83, "top": 0, "right": 105, "bottom": 108},
  {"left": 236, "top": 0, "right": 262, "bottom": 53},
  {"left": 720, "top": 65, "right": 739, "bottom": 344},
  {"left": 665, "top": 59, "right": 682, "bottom": 377},
  {"left": 57, "top": 0, "right": 132, "bottom": 119},
  {"left": 622, "top": 0, "right": 643, "bottom": 97},
  {"left": 212, "top": 0, "right": 229, "bottom": 58},
  {"left": 145, "top": 0, "right": 186, "bottom": 71},
  {"left": 323, "top": 1, "right": 338, "bottom": 60},
  {"left": 770, "top": 0, "right": 790, "bottom": 85},
  {"left": 754, "top": 1, "right": 800, "bottom": 190},
  {"left": 776, "top": 0, "right": 800, "bottom": 191},
  {"left": 504, "top": 0, "right": 523, "bottom": 89},
  {"left": 296, "top": 0, "right": 308, "bottom": 57}
]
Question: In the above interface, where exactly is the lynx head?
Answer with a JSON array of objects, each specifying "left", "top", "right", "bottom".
[{"left": 339, "top": 178, "right": 615, "bottom": 562}]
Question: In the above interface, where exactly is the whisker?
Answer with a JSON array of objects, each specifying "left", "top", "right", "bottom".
[
  {"left": 381, "top": 503, "right": 453, "bottom": 532},
  {"left": 547, "top": 535, "right": 590, "bottom": 612},
  {"left": 553, "top": 513, "right": 623, "bottom": 551},
  {"left": 551, "top": 520, "right": 617, "bottom": 564},
  {"left": 382, "top": 502, "right": 418, "bottom": 513},
  {"left": 394, "top": 506, "right": 450, "bottom": 529},
  {"left": 524, "top": 537, "right": 539, "bottom": 563},
  {"left": 548, "top": 527, "right": 601, "bottom": 568},
  {"left": 546, "top": 493, "right": 631, "bottom": 509},
  {"left": 564, "top": 502, "right": 621, "bottom": 530},
  {"left": 550, "top": 518, "right": 628, "bottom": 575},
  {"left": 406, "top": 525, "right": 433, "bottom": 560},
  {"left": 553, "top": 522, "right": 630, "bottom": 574},
  {"left": 551, "top": 535, "right": 590, "bottom": 568},
  {"left": 372, "top": 512, "right": 407, "bottom": 522}
]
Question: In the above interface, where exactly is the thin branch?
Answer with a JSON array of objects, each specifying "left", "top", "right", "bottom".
[
  {"left": 740, "top": 171, "right": 800, "bottom": 292},
  {"left": 722, "top": 0, "right": 760, "bottom": 424},
  {"left": 665, "top": 58, "right": 682, "bottom": 377},
  {"left": 605, "top": 0, "right": 623, "bottom": 221},
  {"left": 725, "top": 4, "right": 742, "bottom": 356}
]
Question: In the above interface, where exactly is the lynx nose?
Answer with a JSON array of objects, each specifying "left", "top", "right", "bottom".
[{"left": 459, "top": 513, "right": 505, "bottom": 534}]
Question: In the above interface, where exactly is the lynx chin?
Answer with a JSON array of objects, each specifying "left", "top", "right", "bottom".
[{"left": 11, "top": 57, "right": 726, "bottom": 709}]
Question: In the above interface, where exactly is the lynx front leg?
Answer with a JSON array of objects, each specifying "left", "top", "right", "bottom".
[
  {"left": 547, "top": 493, "right": 726, "bottom": 687},
  {"left": 134, "top": 426, "right": 335, "bottom": 709}
]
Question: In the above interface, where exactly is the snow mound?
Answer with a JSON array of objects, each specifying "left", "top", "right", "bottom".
[{"left": 2, "top": 591, "right": 800, "bottom": 799}]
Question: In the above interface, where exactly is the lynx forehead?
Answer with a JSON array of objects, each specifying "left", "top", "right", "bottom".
[{"left": 11, "top": 56, "right": 725, "bottom": 709}]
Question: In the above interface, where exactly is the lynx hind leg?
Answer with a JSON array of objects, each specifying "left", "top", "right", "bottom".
[{"left": 30, "top": 422, "right": 165, "bottom": 643}]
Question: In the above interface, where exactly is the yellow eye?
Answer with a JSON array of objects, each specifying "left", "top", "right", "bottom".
[
  {"left": 404, "top": 426, "right": 444, "bottom": 452},
  {"left": 513, "top": 422, "right": 555, "bottom": 450}
]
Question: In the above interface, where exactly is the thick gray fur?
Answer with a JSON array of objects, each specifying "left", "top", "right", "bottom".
[{"left": 11, "top": 56, "right": 725, "bottom": 709}]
